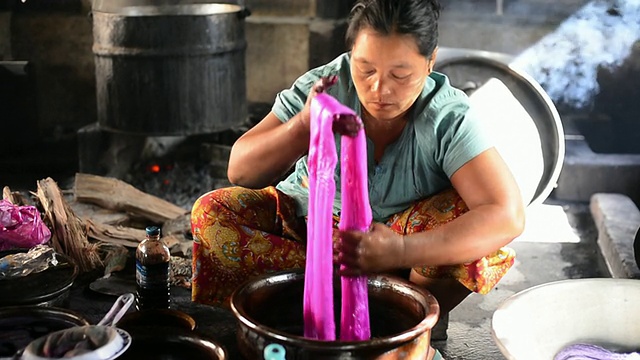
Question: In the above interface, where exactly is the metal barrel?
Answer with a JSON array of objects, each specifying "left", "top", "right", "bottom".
[{"left": 92, "top": 3, "right": 248, "bottom": 136}]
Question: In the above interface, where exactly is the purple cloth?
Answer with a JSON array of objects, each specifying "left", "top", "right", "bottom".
[
  {"left": 555, "top": 344, "right": 640, "bottom": 360},
  {"left": 0, "top": 200, "right": 51, "bottom": 251}
]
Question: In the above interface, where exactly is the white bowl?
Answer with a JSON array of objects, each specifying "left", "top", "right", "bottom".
[
  {"left": 22, "top": 325, "right": 131, "bottom": 360},
  {"left": 492, "top": 278, "right": 640, "bottom": 360}
]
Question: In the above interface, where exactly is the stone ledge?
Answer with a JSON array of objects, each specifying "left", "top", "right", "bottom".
[
  {"left": 590, "top": 193, "right": 640, "bottom": 279},
  {"left": 554, "top": 139, "right": 640, "bottom": 205}
]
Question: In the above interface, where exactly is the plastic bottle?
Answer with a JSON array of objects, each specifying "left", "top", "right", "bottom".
[{"left": 135, "top": 226, "right": 171, "bottom": 310}]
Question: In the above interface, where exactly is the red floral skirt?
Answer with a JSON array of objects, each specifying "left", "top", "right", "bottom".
[{"left": 191, "top": 186, "right": 515, "bottom": 306}]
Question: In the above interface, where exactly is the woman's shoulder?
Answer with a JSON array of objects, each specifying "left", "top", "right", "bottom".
[
  {"left": 299, "top": 53, "right": 353, "bottom": 85},
  {"left": 412, "top": 72, "right": 470, "bottom": 126}
]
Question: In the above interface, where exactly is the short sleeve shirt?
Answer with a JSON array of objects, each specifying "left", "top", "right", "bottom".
[{"left": 273, "top": 53, "right": 493, "bottom": 222}]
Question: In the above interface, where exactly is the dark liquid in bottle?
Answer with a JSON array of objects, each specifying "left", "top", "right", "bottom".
[
  {"left": 135, "top": 262, "right": 170, "bottom": 311},
  {"left": 136, "top": 286, "right": 170, "bottom": 310}
]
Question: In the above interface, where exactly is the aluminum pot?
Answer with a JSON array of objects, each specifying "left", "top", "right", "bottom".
[{"left": 230, "top": 270, "right": 439, "bottom": 359}]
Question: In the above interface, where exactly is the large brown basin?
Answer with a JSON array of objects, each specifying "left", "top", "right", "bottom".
[{"left": 230, "top": 270, "right": 439, "bottom": 359}]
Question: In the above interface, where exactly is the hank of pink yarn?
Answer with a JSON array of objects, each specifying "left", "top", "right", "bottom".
[{"left": 304, "top": 92, "right": 371, "bottom": 341}]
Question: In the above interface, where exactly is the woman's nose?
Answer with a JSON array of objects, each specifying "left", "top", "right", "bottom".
[
  {"left": 370, "top": 77, "right": 389, "bottom": 95},
  {"left": 371, "top": 78, "right": 380, "bottom": 92}
]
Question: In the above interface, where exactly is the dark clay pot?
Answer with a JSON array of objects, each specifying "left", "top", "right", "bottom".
[{"left": 230, "top": 270, "right": 439, "bottom": 359}]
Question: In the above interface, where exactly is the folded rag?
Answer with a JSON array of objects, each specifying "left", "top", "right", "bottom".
[{"left": 555, "top": 344, "right": 640, "bottom": 360}]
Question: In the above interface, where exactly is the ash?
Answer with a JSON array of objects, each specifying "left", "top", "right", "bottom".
[{"left": 124, "top": 159, "right": 231, "bottom": 211}]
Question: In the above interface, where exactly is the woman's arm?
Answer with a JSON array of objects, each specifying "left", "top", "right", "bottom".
[
  {"left": 400, "top": 147, "right": 525, "bottom": 266},
  {"left": 227, "top": 76, "right": 337, "bottom": 189},
  {"left": 337, "top": 147, "right": 525, "bottom": 273},
  {"left": 227, "top": 111, "right": 310, "bottom": 188}
]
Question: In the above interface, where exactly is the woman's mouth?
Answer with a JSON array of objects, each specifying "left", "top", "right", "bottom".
[{"left": 370, "top": 102, "right": 392, "bottom": 110}]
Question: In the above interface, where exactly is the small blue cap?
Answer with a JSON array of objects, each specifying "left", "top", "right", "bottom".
[{"left": 146, "top": 226, "right": 160, "bottom": 236}]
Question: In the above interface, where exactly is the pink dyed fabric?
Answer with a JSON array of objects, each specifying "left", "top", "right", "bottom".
[
  {"left": 304, "top": 93, "right": 371, "bottom": 341},
  {"left": 339, "top": 113, "right": 371, "bottom": 341},
  {"left": 304, "top": 93, "right": 338, "bottom": 340}
]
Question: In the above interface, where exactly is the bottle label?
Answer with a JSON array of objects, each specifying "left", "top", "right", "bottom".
[{"left": 136, "top": 261, "right": 170, "bottom": 289}]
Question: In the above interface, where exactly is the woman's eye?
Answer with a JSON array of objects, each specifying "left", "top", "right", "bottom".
[
  {"left": 360, "top": 68, "right": 375, "bottom": 76},
  {"left": 392, "top": 73, "right": 410, "bottom": 80}
]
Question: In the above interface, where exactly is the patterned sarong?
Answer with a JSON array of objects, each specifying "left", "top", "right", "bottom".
[{"left": 191, "top": 186, "right": 515, "bottom": 306}]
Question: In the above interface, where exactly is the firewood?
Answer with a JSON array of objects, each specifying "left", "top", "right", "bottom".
[
  {"left": 162, "top": 213, "right": 193, "bottom": 256},
  {"left": 85, "top": 219, "right": 145, "bottom": 248},
  {"left": 70, "top": 200, "right": 131, "bottom": 226},
  {"left": 2, "top": 186, "right": 28, "bottom": 206},
  {"left": 74, "top": 173, "right": 188, "bottom": 223},
  {"left": 36, "top": 177, "right": 102, "bottom": 272}
]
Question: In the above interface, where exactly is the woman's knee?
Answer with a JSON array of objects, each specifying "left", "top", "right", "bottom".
[{"left": 191, "top": 188, "right": 231, "bottom": 235}]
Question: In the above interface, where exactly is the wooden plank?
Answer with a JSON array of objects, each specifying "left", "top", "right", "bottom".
[
  {"left": 85, "top": 219, "right": 145, "bottom": 248},
  {"left": 70, "top": 200, "right": 131, "bottom": 226},
  {"left": 74, "top": 173, "right": 188, "bottom": 223}
]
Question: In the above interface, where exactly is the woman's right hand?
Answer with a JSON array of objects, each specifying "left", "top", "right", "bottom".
[{"left": 298, "top": 75, "right": 338, "bottom": 132}]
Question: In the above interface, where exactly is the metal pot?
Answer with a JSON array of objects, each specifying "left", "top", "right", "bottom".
[
  {"left": 117, "top": 308, "right": 197, "bottom": 332},
  {"left": 0, "top": 306, "right": 89, "bottom": 358},
  {"left": 0, "top": 251, "right": 78, "bottom": 307},
  {"left": 91, "top": 1, "right": 249, "bottom": 136},
  {"left": 21, "top": 293, "right": 135, "bottom": 360},
  {"left": 116, "top": 327, "right": 227, "bottom": 360},
  {"left": 230, "top": 270, "right": 439, "bottom": 359},
  {"left": 434, "top": 47, "right": 565, "bottom": 206}
]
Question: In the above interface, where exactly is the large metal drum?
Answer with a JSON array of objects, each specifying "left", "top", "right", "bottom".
[{"left": 92, "top": 2, "right": 249, "bottom": 136}]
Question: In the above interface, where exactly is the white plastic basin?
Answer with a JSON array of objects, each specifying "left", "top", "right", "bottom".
[{"left": 492, "top": 278, "right": 640, "bottom": 360}]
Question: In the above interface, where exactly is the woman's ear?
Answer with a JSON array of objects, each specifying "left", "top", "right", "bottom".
[{"left": 428, "top": 46, "right": 439, "bottom": 73}]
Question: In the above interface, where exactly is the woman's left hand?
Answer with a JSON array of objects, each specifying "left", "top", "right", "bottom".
[{"left": 335, "top": 223, "right": 405, "bottom": 276}]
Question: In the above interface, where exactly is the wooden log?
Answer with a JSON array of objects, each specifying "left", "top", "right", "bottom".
[
  {"left": 70, "top": 200, "right": 131, "bottom": 226},
  {"left": 74, "top": 173, "right": 188, "bottom": 223},
  {"left": 85, "top": 219, "right": 145, "bottom": 248},
  {"left": 36, "top": 177, "right": 102, "bottom": 272},
  {"left": 2, "top": 186, "right": 28, "bottom": 206}
]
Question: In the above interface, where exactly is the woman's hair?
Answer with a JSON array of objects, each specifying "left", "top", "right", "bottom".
[{"left": 345, "top": 0, "right": 441, "bottom": 58}]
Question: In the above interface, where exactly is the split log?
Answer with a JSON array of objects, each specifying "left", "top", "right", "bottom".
[
  {"left": 71, "top": 201, "right": 131, "bottom": 226},
  {"left": 85, "top": 219, "right": 145, "bottom": 248},
  {"left": 74, "top": 173, "right": 188, "bottom": 223},
  {"left": 36, "top": 177, "right": 102, "bottom": 272},
  {"left": 85, "top": 219, "right": 183, "bottom": 251},
  {"left": 2, "top": 186, "right": 28, "bottom": 206}
]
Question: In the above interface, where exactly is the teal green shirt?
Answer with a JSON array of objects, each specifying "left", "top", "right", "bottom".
[{"left": 273, "top": 53, "right": 493, "bottom": 222}]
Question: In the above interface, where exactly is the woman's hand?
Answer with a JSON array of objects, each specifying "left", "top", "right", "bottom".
[
  {"left": 298, "top": 75, "right": 338, "bottom": 132},
  {"left": 334, "top": 223, "right": 405, "bottom": 276}
]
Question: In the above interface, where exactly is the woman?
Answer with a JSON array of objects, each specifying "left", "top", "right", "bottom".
[{"left": 191, "top": 0, "right": 524, "bottom": 354}]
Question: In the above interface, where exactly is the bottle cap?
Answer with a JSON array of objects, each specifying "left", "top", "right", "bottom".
[{"left": 146, "top": 226, "right": 161, "bottom": 236}]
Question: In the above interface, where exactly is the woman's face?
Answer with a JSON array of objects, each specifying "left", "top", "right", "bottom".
[{"left": 350, "top": 27, "right": 436, "bottom": 122}]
